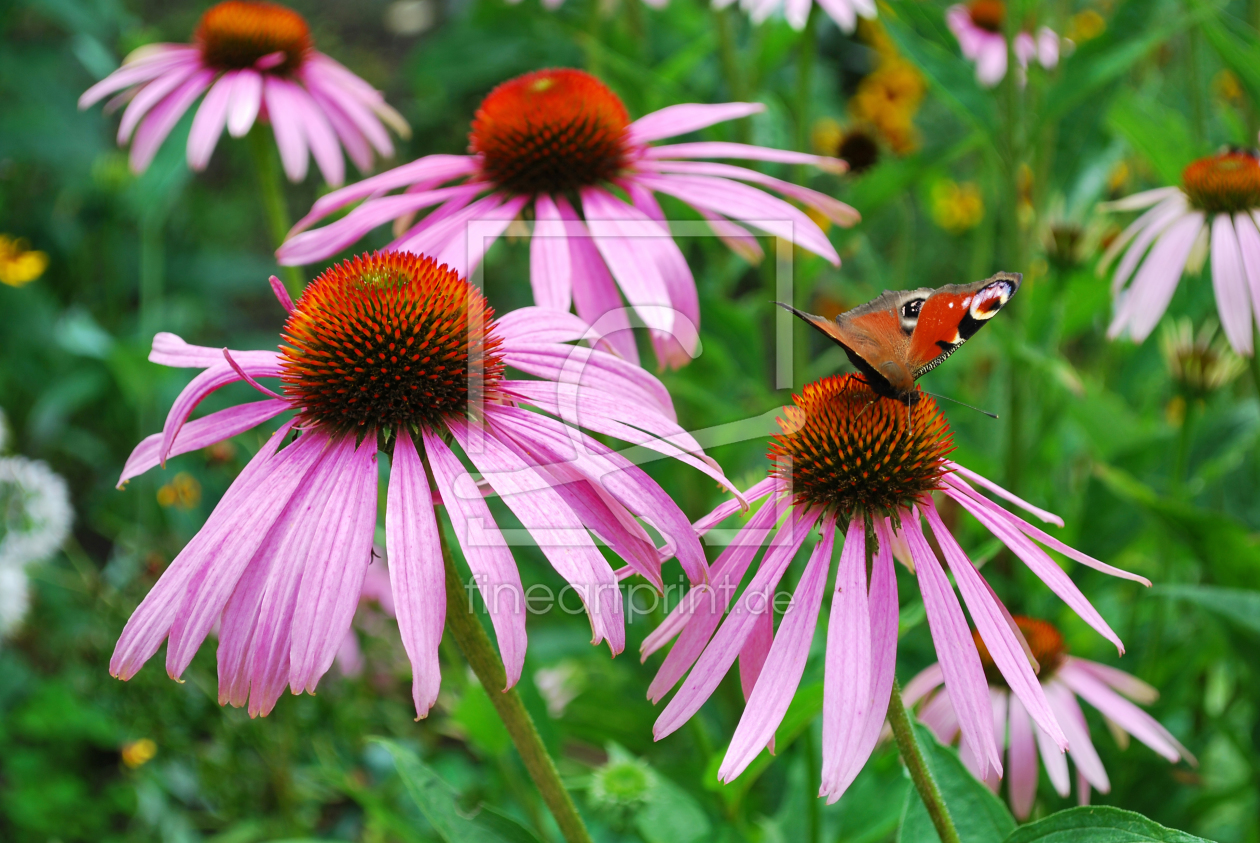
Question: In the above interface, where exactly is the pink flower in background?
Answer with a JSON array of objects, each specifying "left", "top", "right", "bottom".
[
  {"left": 904, "top": 616, "right": 1194, "bottom": 819},
  {"left": 334, "top": 559, "right": 396, "bottom": 678},
  {"left": 946, "top": 1, "right": 1059, "bottom": 88},
  {"left": 111, "top": 251, "right": 734, "bottom": 718},
  {"left": 717, "top": 0, "right": 876, "bottom": 33},
  {"left": 78, "top": 0, "right": 409, "bottom": 185},
  {"left": 278, "top": 68, "right": 856, "bottom": 368},
  {"left": 643, "top": 375, "right": 1147, "bottom": 802},
  {"left": 1100, "top": 150, "right": 1260, "bottom": 355}
]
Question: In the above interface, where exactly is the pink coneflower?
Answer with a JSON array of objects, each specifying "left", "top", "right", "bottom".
[
  {"left": 1100, "top": 150, "right": 1260, "bottom": 355},
  {"left": 904, "top": 616, "right": 1194, "bottom": 819},
  {"left": 716, "top": 0, "right": 875, "bottom": 32},
  {"left": 642, "top": 375, "right": 1148, "bottom": 801},
  {"left": 277, "top": 68, "right": 857, "bottom": 368},
  {"left": 946, "top": 1, "right": 1059, "bottom": 88},
  {"left": 78, "top": 0, "right": 409, "bottom": 185},
  {"left": 111, "top": 251, "right": 734, "bottom": 718}
]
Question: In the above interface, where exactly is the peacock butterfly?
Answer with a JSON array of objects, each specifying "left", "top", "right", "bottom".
[{"left": 778, "top": 272, "right": 1021, "bottom": 405}]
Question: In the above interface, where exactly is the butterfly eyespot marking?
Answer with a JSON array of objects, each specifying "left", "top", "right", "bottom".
[
  {"left": 968, "top": 281, "right": 1013, "bottom": 321},
  {"left": 902, "top": 299, "right": 923, "bottom": 319}
]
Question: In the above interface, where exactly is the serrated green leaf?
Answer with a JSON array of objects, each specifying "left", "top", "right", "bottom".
[
  {"left": 1003, "top": 806, "right": 1213, "bottom": 843},
  {"left": 897, "top": 724, "right": 1015, "bottom": 843}
]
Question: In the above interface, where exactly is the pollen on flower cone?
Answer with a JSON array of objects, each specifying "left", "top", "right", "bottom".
[
  {"left": 769, "top": 374, "right": 954, "bottom": 517},
  {"left": 1181, "top": 151, "right": 1260, "bottom": 214},
  {"left": 469, "top": 68, "right": 632, "bottom": 195},
  {"left": 195, "top": 0, "right": 313, "bottom": 73},
  {"left": 280, "top": 251, "right": 503, "bottom": 435}
]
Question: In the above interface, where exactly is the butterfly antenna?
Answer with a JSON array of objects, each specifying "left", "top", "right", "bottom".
[{"left": 921, "top": 390, "right": 999, "bottom": 419}]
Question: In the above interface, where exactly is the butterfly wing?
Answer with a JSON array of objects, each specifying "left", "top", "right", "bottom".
[{"left": 906, "top": 272, "right": 1021, "bottom": 377}]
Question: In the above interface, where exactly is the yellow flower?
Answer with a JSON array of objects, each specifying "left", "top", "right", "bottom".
[
  {"left": 930, "top": 180, "right": 985, "bottom": 233},
  {"left": 850, "top": 59, "right": 925, "bottom": 155},
  {"left": 0, "top": 236, "right": 49, "bottom": 287},
  {"left": 811, "top": 117, "right": 844, "bottom": 156},
  {"left": 1213, "top": 69, "right": 1244, "bottom": 104},
  {"left": 121, "top": 738, "right": 157, "bottom": 768},
  {"left": 157, "top": 472, "right": 202, "bottom": 510},
  {"left": 1067, "top": 9, "right": 1105, "bottom": 42}
]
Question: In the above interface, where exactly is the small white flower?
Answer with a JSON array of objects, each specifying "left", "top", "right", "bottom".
[
  {"left": 0, "top": 565, "right": 30, "bottom": 639},
  {"left": 0, "top": 456, "right": 73, "bottom": 569}
]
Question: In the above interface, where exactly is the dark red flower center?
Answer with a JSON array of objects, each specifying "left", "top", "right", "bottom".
[
  {"left": 279, "top": 252, "right": 503, "bottom": 436},
  {"left": 469, "top": 68, "right": 633, "bottom": 196},
  {"left": 195, "top": 1, "right": 312, "bottom": 74},
  {"left": 968, "top": 0, "right": 1006, "bottom": 33},
  {"left": 1182, "top": 151, "right": 1260, "bottom": 214},
  {"left": 975, "top": 616, "right": 1066, "bottom": 686},
  {"left": 838, "top": 128, "right": 881, "bottom": 175},
  {"left": 769, "top": 374, "right": 954, "bottom": 518}
]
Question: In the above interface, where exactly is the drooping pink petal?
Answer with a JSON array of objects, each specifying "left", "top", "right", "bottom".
[
  {"left": 119, "top": 398, "right": 288, "bottom": 487},
  {"left": 653, "top": 506, "right": 814, "bottom": 738},
  {"left": 1071, "top": 658, "right": 1158, "bottom": 704},
  {"left": 1007, "top": 692, "right": 1040, "bottom": 820},
  {"left": 289, "top": 155, "right": 478, "bottom": 236},
  {"left": 226, "top": 68, "right": 263, "bottom": 138},
  {"left": 579, "top": 187, "right": 675, "bottom": 335},
  {"left": 1107, "top": 197, "right": 1189, "bottom": 292},
  {"left": 130, "top": 68, "right": 216, "bottom": 173},
  {"left": 695, "top": 207, "right": 765, "bottom": 264},
  {"left": 975, "top": 35, "right": 1009, "bottom": 87},
  {"left": 558, "top": 201, "right": 640, "bottom": 363},
  {"left": 262, "top": 76, "right": 313, "bottom": 182},
  {"left": 721, "top": 511, "right": 834, "bottom": 780},
  {"left": 643, "top": 497, "right": 784, "bottom": 686},
  {"left": 924, "top": 500, "right": 1067, "bottom": 750},
  {"left": 531, "top": 194, "right": 574, "bottom": 312},
  {"left": 1111, "top": 212, "right": 1204, "bottom": 342},
  {"left": 1037, "top": 27, "right": 1060, "bottom": 69},
  {"left": 1099, "top": 186, "right": 1183, "bottom": 215},
  {"left": 919, "top": 686, "right": 961, "bottom": 744},
  {"left": 1210, "top": 213, "right": 1254, "bottom": 354},
  {"left": 304, "top": 82, "right": 373, "bottom": 173},
  {"left": 632, "top": 173, "right": 839, "bottom": 264},
  {"left": 159, "top": 357, "right": 285, "bottom": 464},
  {"left": 287, "top": 80, "right": 345, "bottom": 187},
  {"left": 302, "top": 62, "right": 395, "bottom": 156},
  {"left": 111, "top": 423, "right": 292, "bottom": 680},
  {"left": 819, "top": 516, "right": 871, "bottom": 795},
  {"left": 1056, "top": 661, "right": 1191, "bottom": 763},
  {"left": 165, "top": 430, "right": 333, "bottom": 682},
  {"left": 186, "top": 70, "right": 237, "bottom": 170},
  {"left": 390, "top": 191, "right": 513, "bottom": 262},
  {"left": 384, "top": 427, "right": 447, "bottom": 716},
  {"left": 622, "top": 183, "right": 700, "bottom": 365},
  {"left": 449, "top": 417, "right": 624, "bottom": 654},
  {"left": 639, "top": 160, "right": 859, "bottom": 226},
  {"left": 1235, "top": 212, "right": 1260, "bottom": 335},
  {"left": 495, "top": 306, "right": 591, "bottom": 346},
  {"left": 1037, "top": 690, "right": 1073, "bottom": 797},
  {"left": 117, "top": 61, "right": 201, "bottom": 144},
  {"left": 785, "top": 0, "right": 814, "bottom": 30},
  {"left": 903, "top": 511, "right": 1001, "bottom": 779},
  {"left": 943, "top": 462, "right": 1062, "bottom": 526},
  {"left": 902, "top": 663, "right": 945, "bottom": 707},
  {"left": 500, "top": 347, "right": 673, "bottom": 422},
  {"left": 79, "top": 47, "right": 201, "bottom": 109},
  {"left": 628, "top": 102, "right": 765, "bottom": 145},
  {"left": 288, "top": 436, "right": 379, "bottom": 694},
  {"left": 739, "top": 608, "right": 774, "bottom": 702},
  {"left": 430, "top": 194, "right": 530, "bottom": 278},
  {"left": 149, "top": 332, "right": 280, "bottom": 369},
  {"left": 644, "top": 141, "right": 846, "bottom": 173},
  {"left": 422, "top": 427, "right": 527, "bottom": 689},
  {"left": 694, "top": 476, "right": 776, "bottom": 536},
  {"left": 1046, "top": 681, "right": 1110, "bottom": 792},
  {"left": 943, "top": 484, "right": 1129, "bottom": 651}
]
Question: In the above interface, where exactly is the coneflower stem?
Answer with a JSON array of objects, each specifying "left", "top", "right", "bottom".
[
  {"left": 247, "top": 125, "right": 304, "bottom": 300},
  {"left": 440, "top": 534, "right": 594, "bottom": 843},
  {"left": 887, "top": 679, "right": 962, "bottom": 843}
]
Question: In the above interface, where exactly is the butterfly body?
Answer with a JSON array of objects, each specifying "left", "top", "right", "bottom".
[{"left": 780, "top": 272, "right": 1021, "bottom": 404}]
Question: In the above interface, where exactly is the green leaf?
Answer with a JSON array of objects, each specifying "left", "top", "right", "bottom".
[
  {"left": 1154, "top": 584, "right": 1260, "bottom": 636},
  {"left": 635, "top": 775, "right": 712, "bottom": 843},
  {"left": 897, "top": 724, "right": 1015, "bottom": 843},
  {"left": 372, "top": 738, "right": 543, "bottom": 843},
  {"left": 1003, "top": 806, "right": 1213, "bottom": 843},
  {"left": 1196, "top": 6, "right": 1260, "bottom": 117}
]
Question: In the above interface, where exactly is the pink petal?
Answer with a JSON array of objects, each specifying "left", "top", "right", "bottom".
[
  {"left": 924, "top": 500, "right": 1067, "bottom": 750},
  {"left": 1071, "top": 658, "right": 1158, "bottom": 704},
  {"left": 494, "top": 307, "right": 592, "bottom": 346},
  {"left": 1046, "top": 680, "right": 1110, "bottom": 792},
  {"left": 385, "top": 427, "right": 447, "bottom": 716},
  {"left": 628, "top": 102, "right": 765, "bottom": 145},
  {"left": 289, "top": 81, "right": 345, "bottom": 187},
  {"left": 119, "top": 398, "right": 287, "bottom": 487},
  {"left": 739, "top": 608, "right": 773, "bottom": 702},
  {"left": 423, "top": 427, "right": 527, "bottom": 688},
  {"left": 695, "top": 207, "right": 765, "bottom": 264},
  {"left": 720, "top": 511, "right": 834, "bottom": 780},
  {"left": 557, "top": 200, "right": 639, "bottom": 363},
  {"left": 226, "top": 69, "right": 263, "bottom": 137},
  {"left": 288, "top": 436, "right": 379, "bottom": 694},
  {"left": 693, "top": 476, "right": 777, "bottom": 536},
  {"left": 304, "top": 82, "right": 373, "bottom": 173},
  {"left": 622, "top": 183, "right": 700, "bottom": 365},
  {"left": 1107, "top": 197, "right": 1189, "bottom": 293},
  {"left": 904, "top": 510, "right": 1001, "bottom": 779},
  {"left": 820, "top": 516, "right": 872, "bottom": 795},
  {"left": 1210, "top": 214, "right": 1253, "bottom": 354},
  {"left": 1057, "top": 661, "right": 1191, "bottom": 763},
  {"left": 632, "top": 173, "right": 839, "bottom": 264},
  {"left": 186, "top": 70, "right": 236, "bottom": 170},
  {"left": 943, "top": 461, "right": 1063, "bottom": 526},
  {"left": 644, "top": 141, "right": 846, "bottom": 173},
  {"left": 1235, "top": 212, "right": 1260, "bottom": 336},
  {"left": 430, "top": 194, "right": 529, "bottom": 278},
  {"left": 301, "top": 62, "right": 394, "bottom": 156},
  {"left": 1008, "top": 693, "right": 1040, "bottom": 820},
  {"left": 530, "top": 194, "right": 574, "bottom": 312},
  {"left": 129, "top": 68, "right": 216, "bottom": 173},
  {"left": 975, "top": 36, "right": 1008, "bottom": 86},
  {"left": 159, "top": 357, "right": 284, "bottom": 464},
  {"left": 579, "top": 187, "right": 675, "bottom": 335},
  {"left": 1111, "top": 212, "right": 1204, "bottom": 342},
  {"left": 262, "top": 76, "right": 310, "bottom": 181},
  {"left": 79, "top": 47, "right": 199, "bottom": 109},
  {"left": 117, "top": 62, "right": 200, "bottom": 144},
  {"left": 653, "top": 506, "right": 815, "bottom": 738}
]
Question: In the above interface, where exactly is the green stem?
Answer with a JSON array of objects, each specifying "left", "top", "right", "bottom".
[
  {"left": 803, "top": 724, "right": 820, "bottom": 843},
  {"left": 440, "top": 534, "right": 594, "bottom": 843},
  {"left": 139, "top": 212, "right": 165, "bottom": 339},
  {"left": 247, "top": 125, "right": 304, "bottom": 299},
  {"left": 794, "top": 6, "right": 819, "bottom": 181},
  {"left": 1172, "top": 397, "right": 1196, "bottom": 493},
  {"left": 1250, "top": 330, "right": 1260, "bottom": 399},
  {"left": 715, "top": 7, "right": 750, "bottom": 138},
  {"left": 887, "top": 680, "right": 962, "bottom": 843}
]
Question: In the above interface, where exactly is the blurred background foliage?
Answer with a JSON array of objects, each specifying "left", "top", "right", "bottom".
[{"left": 3, "top": 0, "right": 1260, "bottom": 840}]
